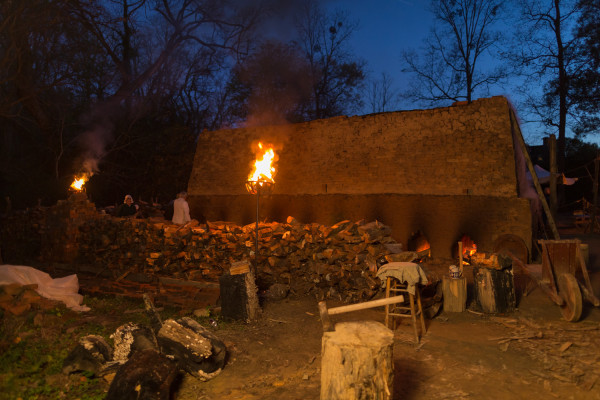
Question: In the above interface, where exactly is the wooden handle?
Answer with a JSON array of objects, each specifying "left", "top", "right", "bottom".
[
  {"left": 328, "top": 295, "right": 405, "bottom": 316},
  {"left": 458, "top": 241, "right": 463, "bottom": 274}
]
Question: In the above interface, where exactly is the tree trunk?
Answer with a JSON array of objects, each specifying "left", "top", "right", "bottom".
[{"left": 321, "top": 321, "right": 394, "bottom": 400}]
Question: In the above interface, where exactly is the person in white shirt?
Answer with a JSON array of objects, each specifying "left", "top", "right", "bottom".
[{"left": 172, "top": 191, "right": 191, "bottom": 225}]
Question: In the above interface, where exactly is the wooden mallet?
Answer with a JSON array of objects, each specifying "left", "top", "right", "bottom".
[{"left": 318, "top": 295, "right": 405, "bottom": 332}]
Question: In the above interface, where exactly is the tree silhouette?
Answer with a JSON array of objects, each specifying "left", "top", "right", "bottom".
[{"left": 402, "top": 0, "right": 505, "bottom": 105}]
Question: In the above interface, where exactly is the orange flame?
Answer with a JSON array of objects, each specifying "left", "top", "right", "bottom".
[
  {"left": 461, "top": 235, "right": 477, "bottom": 256},
  {"left": 416, "top": 242, "right": 430, "bottom": 253},
  {"left": 70, "top": 173, "right": 91, "bottom": 191},
  {"left": 248, "top": 142, "right": 276, "bottom": 184}
]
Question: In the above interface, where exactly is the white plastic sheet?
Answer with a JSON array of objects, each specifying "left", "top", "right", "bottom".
[{"left": 0, "top": 265, "right": 90, "bottom": 311}]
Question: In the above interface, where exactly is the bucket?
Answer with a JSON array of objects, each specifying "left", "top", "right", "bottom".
[{"left": 449, "top": 264, "right": 461, "bottom": 279}]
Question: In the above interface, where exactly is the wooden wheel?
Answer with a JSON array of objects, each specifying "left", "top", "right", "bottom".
[{"left": 557, "top": 273, "right": 582, "bottom": 322}]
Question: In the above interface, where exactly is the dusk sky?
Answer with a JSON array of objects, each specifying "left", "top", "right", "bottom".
[
  {"left": 329, "top": 0, "right": 433, "bottom": 87},
  {"left": 324, "top": 0, "right": 600, "bottom": 147}
]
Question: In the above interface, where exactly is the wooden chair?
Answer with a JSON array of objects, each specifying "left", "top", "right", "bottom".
[{"left": 385, "top": 276, "right": 426, "bottom": 343}]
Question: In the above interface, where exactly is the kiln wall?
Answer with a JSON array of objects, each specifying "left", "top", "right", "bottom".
[
  {"left": 188, "top": 96, "right": 518, "bottom": 197},
  {"left": 187, "top": 96, "right": 532, "bottom": 259}
]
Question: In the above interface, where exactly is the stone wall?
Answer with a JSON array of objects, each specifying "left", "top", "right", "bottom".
[
  {"left": 187, "top": 96, "right": 532, "bottom": 259},
  {"left": 188, "top": 96, "right": 518, "bottom": 197}
]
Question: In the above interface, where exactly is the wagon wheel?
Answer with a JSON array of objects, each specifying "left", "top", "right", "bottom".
[{"left": 557, "top": 273, "right": 582, "bottom": 322}]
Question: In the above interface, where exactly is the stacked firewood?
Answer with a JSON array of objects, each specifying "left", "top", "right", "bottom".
[
  {"left": 74, "top": 217, "right": 402, "bottom": 303},
  {"left": 2, "top": 199, "right": 407, "bottom": 303},
  {"left": 41, "top": 192, "right": 100, "bottom": 262},
  {"left": 0, "top": 208, "right": 45, "bottom": 263}
]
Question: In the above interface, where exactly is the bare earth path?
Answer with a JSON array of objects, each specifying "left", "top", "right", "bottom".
[
  {"left": 176, "top": 276, "right": 600, "bottom": 400},
  {"left": 176, "top": 219, "right": 600, "bottom": 399}
]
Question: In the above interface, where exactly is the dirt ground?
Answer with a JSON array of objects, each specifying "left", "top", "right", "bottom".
[
  {"left": 5, "top": 216, "right": 599, "bottom": 400},
  {"left": 173, "top": 218, "right": 600, "bottom": 400}
]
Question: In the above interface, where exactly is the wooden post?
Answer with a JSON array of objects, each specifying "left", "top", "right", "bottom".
[
  {"left": 509, "top": 110, "right": 560, "bottom": 239},
  {"left": 458, "top": 241, "right": 463, "bottom": 275},
  {"left": 588, "top": 154, "right": 599, "bottom": 233},
  {"left": 549, "top": 135, "right": 558, "bottom": 219},
  {"left": 321, "top": 321, "right": 394, "bottom": 400},
  {"left": 219, "top": 271, "right": 260, "bottom": 322},
  {"left": 442, "top": 275, "right": 467, "bottom": 312}
]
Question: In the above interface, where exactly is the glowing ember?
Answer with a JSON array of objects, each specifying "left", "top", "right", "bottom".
[
  {"left": 248, "top": 142, "right": 276, "bottom": 186},
  {"left": 461, "top": 235, "right": 477, "bottom": 256},
  {"left": 416, "top": 242, "right": 431, "bottom": 253},
  {"left": 70, "top": 173, "right": 91, "bottom": 191}
]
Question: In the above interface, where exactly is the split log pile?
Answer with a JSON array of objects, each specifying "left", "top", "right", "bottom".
[
  {"left": 0, "top": 283, "right": 58, "bottom": 316},
  {"left": 0, "top": 209, "right": 45, "bottom": 263},
  {"left": 74, "top": 217, "right": 404, "bottom": 303},
  {"left": 1, "top": 199, "right": 407, "bottom": 304},
  {"left": 42, "top": 193, "right": 100, "bottom": 263}
]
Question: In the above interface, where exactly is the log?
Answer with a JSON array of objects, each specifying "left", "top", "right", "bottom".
[
  {"left": 105, "top": 349, "right": 179, "bottom": 400},
  {"left": 219, "top": 271, "right": 260, "bottom": 322},
  {"left": 473, "top": 266, "right": 516, "bottom": 313},
  {"left": 321, "top": 321, "right": 394, "bottom": 400},
  {"left": 442, "top": 275, "right": 467, "bottom": 312},
  {"left": 62, "top": 335, "right": 113, "bottom": 376},
  {"left": 157, "top": 317, "right": 226, "bottom": 379}
]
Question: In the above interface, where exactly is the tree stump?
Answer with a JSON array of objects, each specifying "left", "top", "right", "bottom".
[
  {"left": 321, "top": 321, "right": 394, "bottom": 400},
  {"left": 219, "top": 271, "right": 260, "bottom": 322},
  {"left": 473, "top": 266, "right": 516, "bottom": 313},
  {"left": 442, "top": 275, "right": 467, "bottom": 312}
]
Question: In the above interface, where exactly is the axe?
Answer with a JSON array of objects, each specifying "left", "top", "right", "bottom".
[{"left": 318, "top": 295, "right": 404, "bottom": 332}]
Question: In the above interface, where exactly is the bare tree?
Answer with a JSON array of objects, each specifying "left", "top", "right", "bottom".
[
  {"left": 365, "top": 72, "right": 399, "bottom": 113},
  {"left": 295, "top": 0, "right": 365, "bottom": 119},
  {"left": 0, "top": 0, "right": 263, "bottom": 207},
  {"left": 568, "top": 0, "right": 599, "bottom": 138},
  {"left": 504, "top": 0, "right": 581, "bottom": 172},
  {"left": 402, "top": 0, "right": 505, "bottom": 105}
]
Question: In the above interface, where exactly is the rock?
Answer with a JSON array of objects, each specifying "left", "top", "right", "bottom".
[{"left": 266, "top": 283, "right": 290, "bottom": 300}]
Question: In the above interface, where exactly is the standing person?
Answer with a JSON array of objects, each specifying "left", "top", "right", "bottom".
[
  {"left": 172, "top": 191, "right": 191, "bottom": 225},
  {"left": 116, "top": 194, "right": 139, "bottom": 217}
]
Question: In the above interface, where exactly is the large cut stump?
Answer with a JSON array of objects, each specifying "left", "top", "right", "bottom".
[
  {"left": 219, "top": 271, "right": 260, "bottom": 321},
  {"left": 105, "top": 349, "right": 179, "bottom": 400},
  {"left": 473, "top": 266, "right": 516, "bottom": 313},
  {"left": 442, "top": 275, "right": 467, "bottom": 312},
  {"left": 321, "top": 321, "right": 394, "bottom": 400}
]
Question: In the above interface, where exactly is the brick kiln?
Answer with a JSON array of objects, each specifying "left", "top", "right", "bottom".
[{"left": 187, "top": 96, "right": 533, "bottom": 260}]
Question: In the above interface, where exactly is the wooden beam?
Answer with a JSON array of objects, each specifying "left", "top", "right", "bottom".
[
  {"left": 509, "top": 109, "right": 560, "bottom": 239},
  {"left": 549, "top": 134, "right": 558, "bottom": 218},
  {"left": 588, "top": 153, "right": 599, "bottom": 233}
]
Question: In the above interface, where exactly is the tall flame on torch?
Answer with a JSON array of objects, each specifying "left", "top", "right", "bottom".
[
  {"left": 246, "top": 142, "right": 276, "bottom": 193},
  {"left": 246, "top": 142, "right": 277, "bottom": 272},
  {"left": 70, "top": 173, "right": 92, "bottom": 192}
]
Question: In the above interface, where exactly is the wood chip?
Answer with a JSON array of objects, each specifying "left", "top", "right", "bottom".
[{"left": 559, "top": 341, "right": 572, "bottom": 352}]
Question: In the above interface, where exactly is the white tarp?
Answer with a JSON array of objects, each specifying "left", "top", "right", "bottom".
[
  {"left": 526, "top": 164, "right": 578, "bottom": 185},
  {"left": 0, "top": 265, "right": 90, "bottom": 311}
]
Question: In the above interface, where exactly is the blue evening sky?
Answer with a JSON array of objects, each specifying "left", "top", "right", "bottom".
[{"left": 325, "top": 0, "right": 565, "bottom": 146}]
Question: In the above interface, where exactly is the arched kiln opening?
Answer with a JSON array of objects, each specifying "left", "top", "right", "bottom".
[
  {"left": 452, "top": 233, "right": 478, "bottom": 262},
  {"left": 407, "top": 230, "right": 430, "bottom": 259}
]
